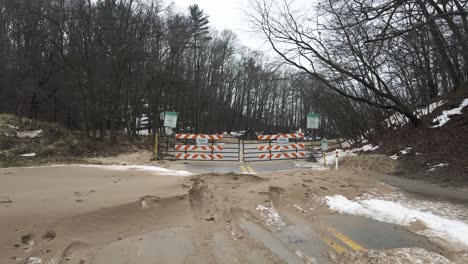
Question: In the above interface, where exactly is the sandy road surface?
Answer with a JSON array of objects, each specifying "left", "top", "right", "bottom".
[{"left": 1, "top": 163, "right": 467, "bottom": 264}]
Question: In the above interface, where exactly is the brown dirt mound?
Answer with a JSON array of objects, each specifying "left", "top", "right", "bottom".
[
  {"left": 198, "top": 172, "right": 267, "bottom": 183},
  {"left": 341, "top": 155, "right": 398, "bottom": 174}
]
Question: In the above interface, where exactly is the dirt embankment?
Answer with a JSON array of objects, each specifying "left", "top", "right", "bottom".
[
  {"left": 0, "top": 114, "right": 153, "bottom": 168},
  {"left": 342, "top": 90, "right": 468, "bottom": 186}
]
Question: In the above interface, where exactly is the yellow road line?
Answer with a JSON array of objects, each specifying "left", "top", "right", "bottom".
[
  {"left": 326, "top": 226, "right": 367, "bottom": 252},
  {"left": 321, "top": 235, "right": 347, "bottom": 253},
  {"left": 246, "top": 166, "right": 255, "bottom": 173},
  {"left": 240, "top": 166, "right": 248, "bottom": 173}
]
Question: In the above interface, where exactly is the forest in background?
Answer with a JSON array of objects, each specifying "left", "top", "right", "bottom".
[
  {"left": 0, "top": 0, "right": 315, "bottom": 142},
  {"left": 1, "top": 0, "right": 467, "bottom": 143},
  {"left": 250, "top": 0, "right": 468, "bottom": 142}
]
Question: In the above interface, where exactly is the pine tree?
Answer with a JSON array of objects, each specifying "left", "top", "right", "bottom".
[{"left": 188, "top": 4, "right": 211, "bottom": 132}]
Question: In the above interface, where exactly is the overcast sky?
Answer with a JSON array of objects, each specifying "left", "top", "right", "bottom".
[{"left": 170, "top": 0, "right": 272, "bottom": 53}]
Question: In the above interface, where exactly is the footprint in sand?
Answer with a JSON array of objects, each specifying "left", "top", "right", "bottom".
[
  {"left": 42, "top": 230, "right": 56, "bottom": 241},
  {"left": 74, "top": 192, "right": 82, "bottom": 197},
  {"left": 20, "top": 234, "right": 35, "bottom": 251},
  {"left": 21, "top": 234, "right": 34, "bottom": 246}
]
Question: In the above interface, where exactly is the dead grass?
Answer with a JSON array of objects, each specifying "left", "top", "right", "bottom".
[{"left": 341, "top": 155, "right": 399, "bottom": 174}]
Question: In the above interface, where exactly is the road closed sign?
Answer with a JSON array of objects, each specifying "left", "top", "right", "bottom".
[
  {"left": 307, "top": 113, "right": 320, "bottom": 129},
  {"left": 196, "top": 137, "right": 208, "bottom": 146},
  {"left": 164, "top": 111, "right": 178, "bottom": 128}
]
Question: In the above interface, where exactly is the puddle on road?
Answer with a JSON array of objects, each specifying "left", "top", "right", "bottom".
[
  {"left": 318, "top": 214, "right": 448, "bottom": 257},
  {"left": 239, "top": 218, "right": 307, "bottom": 264}
]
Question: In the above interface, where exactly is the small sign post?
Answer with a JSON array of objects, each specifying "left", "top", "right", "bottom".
[
  {"left": 321, "top": 138, "right": 328, "bottom": 167},
  {"left": 335, "top": 150, "right": 339, "bottom": 170}
]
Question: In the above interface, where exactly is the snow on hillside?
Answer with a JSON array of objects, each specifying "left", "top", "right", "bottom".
[
  {"left": 384, "top": 100, "right": 446, "bottom": 128},
  {"left": 431, "top": 98, "right": 468, "bottom": 128}
]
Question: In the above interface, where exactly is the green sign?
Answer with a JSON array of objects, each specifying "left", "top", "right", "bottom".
[
  {"left": 307, "top": 113, "right": 320, "bottom": 129},
  {"left": 164, "top": 111, "right": 178, "bottom": 128}
]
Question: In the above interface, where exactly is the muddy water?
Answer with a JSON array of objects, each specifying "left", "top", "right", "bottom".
[{"left": 239, "top": 218, "right": 305, "bottom": 264}]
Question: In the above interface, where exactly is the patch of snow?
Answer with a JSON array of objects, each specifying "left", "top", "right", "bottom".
[
  {"left": 400, "top": 147, "right": 412, "bottom": 155},
  {"left": 3, "top": 164, "right": 193, "bottom": 176},
  {"left": 20, "top": 153, "right": 36, "bottom": 157},
  {"left": 384, "top": 112, "right": 409, "bottom": 128},
  {"left": 431, "top": 98, "right": 468, "bottom": 128},
  {"left": 416, "top": 100, "right": 447, "bottom": 116},
  {"left": 349, "top": 144, "right": 379, "bottom": 153},
  {"left": 77, "top": 165, "right": 193, "bottom": 176},
  {"left": 256, "top": 204, "right": 285, "bottom": 227},
  {"left": 325, "top": 195, "right": 468, "bottom": 247},
  {"left": 384, "top": 100, "right": 446, "bottom": 128},
  {"left": 136, "top": 129, "right": 150, "bottom": 136},
  {"left": 141, "top": 200, "right": 150, "bottom": 209},
  {"left": 293, "top": 161, "right": 328, "bottom": 170},
  {"left": 361, "top": 191, "right": 468, "bottom": 222},
  {"left": 16, "top": 129, "right": 43, "bottom": 139},
  {"left": 427, "top": 163, "right": 448, "bottom": 172},
  {"left": 389, "top": 154, "right": 399, "bottom": 160},
  {"left": 26, "top": 257, "right": 42, "bottom": 264},
  {"left": 317, "top": 147, "right": 368, "bottom": 166}
]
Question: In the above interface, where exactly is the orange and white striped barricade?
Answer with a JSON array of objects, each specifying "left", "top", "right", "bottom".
[
  {"left": 175, "top": 153, "right": 223, "bottom": 160},
  {"left": 175, "top": 145, "right": 223, "bottom": 152},
  {"left": 175, "top": 134, "right": 223, "bottom": 140},
  {"left": 257, "top": 133, "right": 304, "bottom": 140},
  {"left": 257, "top": 143, "right": 305, "bottom": 151},
  {"left": 258, "top": 152, "right": 306, "bottom": 160}
]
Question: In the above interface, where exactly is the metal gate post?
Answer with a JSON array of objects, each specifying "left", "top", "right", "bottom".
[
  {"left": 239, "top": 139, "right": 241, "bottom": 162},
  {"left": 184, "top": 138, "right": 187, "bottom": 156},
  {"left": 154, "top": 133, "right": 159, "bottom": 160},
  {"left": 166, "top": 136, "right": 169, "bottom": 156},
  {"left": 211, "top": 138, "right": 214, "bottom": 160},
  {"left": 269, "top": 139, "right": 272, "bottom": 161},
  {"left": 295, "top": 137, "right": 298, "bottom": 159}
]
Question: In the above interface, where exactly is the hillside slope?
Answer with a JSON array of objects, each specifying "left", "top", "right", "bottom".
[
  {"left": 0, "top": 114, "right": 149, "bottom": 167},
  {"left": 370, "top": 91, "right": 468, "bottom": 186}
]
